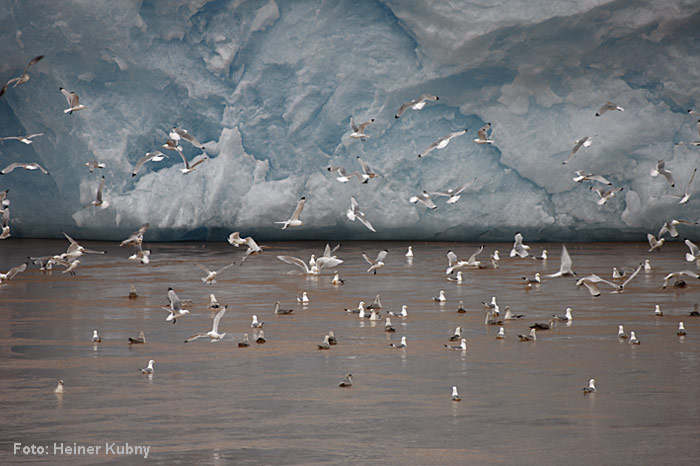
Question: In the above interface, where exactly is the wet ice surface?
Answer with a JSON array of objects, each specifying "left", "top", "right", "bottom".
[{"left": 1, "top": 240, "right": 699, "bottom": 465}]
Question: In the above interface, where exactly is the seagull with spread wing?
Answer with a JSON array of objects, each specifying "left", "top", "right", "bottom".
[
  {"left": 0, "top": 132, "right": 44, "bottom": 144},
  {"left": 185, "top": 306, "right": 228, "bottom": 343},
  {"left": 346, "top": 197, "right": 376, "bottom": 232},
  {"left": 0, "top": 55, "right": 43, "bottom": 98},
  {"left": 60, "top": 87, "right": 87, "bottom": 114},
  {"left": 275, "top": 196, "right": 306, "bottom": 229},
  {"left": 395, "top": 94, "right": 439, "bottom": 118},
  {"left": 131, "top": 151, "right": 168, "bottom": 177},
  {"left": 418, "top": 129, "right": 468, "bottom": 158},
  {"left": 430, "top": 179, "right": 475, "bottom": 204},
  {"left": 196, "top": 262, "right": 235, "bottom": 285},
  {"left": 363, "top": 249, "right": 388, "bottom": 274}
]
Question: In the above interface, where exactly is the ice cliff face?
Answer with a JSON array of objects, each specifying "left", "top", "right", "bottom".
[{"left": 0, "top": 0, "right": 699, "bottom": 241}]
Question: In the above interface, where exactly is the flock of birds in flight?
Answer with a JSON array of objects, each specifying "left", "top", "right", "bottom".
[{"left": 1, "top": 54, "right": 699, "bottom": 400}]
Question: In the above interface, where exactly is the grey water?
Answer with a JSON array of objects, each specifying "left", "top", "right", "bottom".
[{"left": 0, "top": 239, "right": 699, "bottom": 465}]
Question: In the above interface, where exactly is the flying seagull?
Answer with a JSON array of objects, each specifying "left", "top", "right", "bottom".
[
  {"left": 349, "top": 117, "right": 374, "bottom": 140},
  {"left": 169, "top": 127, "right": 205, "bottom": 149},
  {"left": 327, "top": 166, "right": 363, "bottom": 183},
  {"left": 473, "top": 123, "right": 494, "bottom": 144},
  {"left": 362, "top": 249, "right": 388, "bottom": 274},
  {"left": 346, "top": 197, "right": 376, "bottom": 232},
  {"left": 546, "top": 245, "right": 575, "bottom": 278},
  {"left": 0, "top": 132, "right": 44, "bottom": 144},
  {"left": 91, "top": 176, "right": 108, "bottom": 209},
  {"left": 409, "top": 191, "right": 437, "bottom": 209},
  {"left": 275, "top": 196, "right": 305, "bottom": 229},
  {"left": 669, "top": 168, "right": 696, "bottom": 204},
  {"left": 1, "top": 162, "right": 49, "bottom": 175},
  {"left": 60, "top": 87, "right": 87, "bottom": 114},
  {"left": 395, "top": 94, "right": 439, "bottom": 118},
  {"left": 430, "top": 179, "right": 475, "bottom": 204},
  {"left": 131, "top": 151, "right": 168, "bottom": 177},
  {"left": 162, "top": 288, "right": 191, "bottom": 323},
  {"left": 572, "top": 171, "right": 611, "bottom": 185},
  {"left": 510, "top": 232, "right": 530, "bottom": 258},
  {"left": 356, "top": 157, "right": 380, "bottom": 183},
  {"left": 196, "top": 262, "right": 235, "bottom": 285},
  {"left": 563, "top": 135, "right": 595, "bottom": 164},
  {"left": 277, "top": 254, "right": 343, "bottom": 275},
  {"left": 0, "top": 55, "right": 43, "bottom": 98},
  {"left": 185, "top": 306, "right": 227, "bottom": 343},
  {"left": 418, "top": 129, "right": 468, "bottom": 158},
  {"left": 595, "top": 101, "right": 624, "bottom": 116},
  {"left": 650, "top": 160, "right": 675, "bottom": 187},
  {"left": 120, "top": 223, "right": 150, "bottom": 248}
]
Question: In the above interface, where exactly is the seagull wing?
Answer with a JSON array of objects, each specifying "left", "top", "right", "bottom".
[
  {"left": 168, "top": 289, "right": 182, "bottom": 311},
  {"left": 315, "top": 256, "right": 344, "bottom": 270},
  {"left": 362, "top": 253, "right": 376, "bottom": 266},
  {"left": 356, "top": 213, "right": 376, "bottom": 232},
  {"left": 686, "top": 239, "right": 700, "bottom": 258},
  {"left": 447, "top": 250, "right": 458, "bottom": 267},
  {"left": 195, "top": 263, "right": 212, "bottom": 275},
  {"left": 376, "top": 250, "right": 388, "bottom": 263},
  {"left": 277, "top": 255, "right": 310, "bottom": 273},
  {"left": 24, "top": 55, "right": 44, "bottom": 73},
  {"left": 289, "top": 197, "right": 306, "bottom": 221},
  {"left": 395, "top": 99, "right": 418, "bottom": 118},
  {"left": 684, "top": 168, "right": 697, "bottom": 196},
  {"left": 211, "top": 306, "right": 227, "bottom": 334},
  {"left": 6, "top": 262, "right": 27, "bottom": 279},
  {"left": 217, "top": 262, "right": 236, "bottom": 274},
  {"left": 468, "top": 245, "right": 484, "bottom": 264},
  {"left": 95, "top": 177, "right": 105, "bottom": 203},
  {"left": 174, "top": 128, "right": 204, "bottom": 148},
  {"left": 619, "top": 264, "right": 643, "bottom": 290}
]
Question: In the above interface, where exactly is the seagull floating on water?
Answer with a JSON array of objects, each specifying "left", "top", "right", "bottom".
[
  {"left": 654, "top": 304, "right": 664, "bottom": 316},
  {"left": 451, "top": 386, "right": 462, "bottom": 401},
  {"left": 339, "top": 374, "right": 353, "bottom": 387},
  {"left": 617, "top": 325, "right": 627, "bottom": 339},
  {"left": 388, "top": 305, "right": 408, "bottom": 317},
  {"left": 384, "top": 317, "right": 396, "bottom": 332},
  {"left": 129, "top": 331, "right": 146, "bottom": 344},
  {"left": 582, "top": 378, "right": 597, "bottom": 394},
  {"left": 91, "top": 330, "right": 101, "bottom": 343},
  {"left": 251, "top": 315, "right": 264, "bottom": 328},
  {"left": 238, "top": 333, "right": 250, "bottom": 347},
  {"left": 432, "top": 290, "right": 446, "bottom": 302},
  {"left": 444, "top": 338, "right": 467, "bottom": 351},
  {"left": 317, "top": 334, "right": 331, "bottom": 350},
  {"left": 274, "top": 301, "right": 294, "bottom": 315},
  {"left": 677, "top": 322, "right": 687, "bottom": 336},
  {"left": 140, "top": 360, "right": 155, "bottom": 374},
  {"left": 54, "top": 379, "right": 64, "bottom": 394},
  {"left": 629, "top": 331, "right": 640, "bottom": 344},
  {"left": 518, "top": 328, "right": 537, "bottom": 341},
  {"left": 496, "top": 327, "right": 505, "bottom": 339},
  {"left": 390, "top": 336, "right": 407, "bottom": 348},
  {"left": 449, "top": 327, "right": 462, "bottom": 341}
]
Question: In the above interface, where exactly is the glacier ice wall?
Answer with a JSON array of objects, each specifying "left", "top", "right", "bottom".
[{"left": 1, "top": 0, "right": 700, "bottom": 242}]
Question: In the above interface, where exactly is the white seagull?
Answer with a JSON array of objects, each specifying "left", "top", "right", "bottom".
[
  {"left": 228, "top": 232, "right": 263, "bottom": 264},
  {"left": 572, "top": 170, "right": 612, "bottom": 185},
  {"left": 84, "top": 160, "right": 105, "bottom": 173},
  {"left": 349, "top": 117, "right": 374, "bottom": 140},
  {"left": 647, "top": 233, "right": 665, "bottom": 252},
  {"left": 0, "top": 262, "right": 27, "bottom": 284},
  {"left": 563, "top": 135, "right": 595, "bottom": 164},
  {"left": 444, "top": 338, "right": 467, "bottom": 351},
  {"left": 1, "top": 162, "right": 49, "bottom": 175},
  {"left": 451, "top": 386, "right": 462, "bottom": 401},
  {"left": 131, "top": 151, "right": 168, "bottom": 177},
  {"left": 327, "top": 166, "right": 363, "bottom": 183},
  {"left": 162, "top": 288, "right": 191, "bottom": 323},
  {"left": 395, "top": 94, "right": 439, "bottom": 118},
  {"left": 390, "top": 336, "right": 407, "bottom": 348},
  {"left": 409, "top": 191, "right": 438, "bottom": 209},
  {"left": 196, "top": 262, "right": 235, "bottom": 285},
  {"left": 346, "top": 197, "right": 376, "bottom": 232},
  {"left": 140, "top": 360, "right": 155, "bottom": 374},
  {"left": 362, "top": 249, "right": 388, "bottom": 274},
  {"left": 356, "top": 156, "right": 380, "bottom": 183},
  {"left": 430, "top": 179, "right": 475, "bottom": 204},
  {"left": 576, "top": 274, "right": 619, "bottom": 296},
  {"left": 60, "top": 87, "right": 87, "bottom": 114},
  {"left": 91, "top": 176, "right": 108, "bottom": 209},
  {"left": 446, "top": 245, "right": 484, "bottom": 274},
  {"left": 590, "top": 186, "right": 623, "bottom": 205},
  {"left": 650, "top": 160, "right": 675, "bottom": 187},
  {"left": 169, "top": 127, "right": 205, "bottom": 149},
  {"left": 473, "top": 123, "right": 494, "bottom": 144},
  {"left": 662, "top": 270, "right": 700, "bottom": 289},
  {"left": 658, "top": 219, "right": 695, "bottom": 238},
  {"left": 120, "top": 223, "right": 150, "bottom": 248},
  {"left": 595, "top": 101, "right": 624, "bottom": 116},
  {"left": 418, "top": 129, "right": 469, "bottom": 158},
  {"left": 668, "top": 168, "right": 696, "bottom": 204},
  {"left": 185, "top": 306, "right": 228, "bottom": 343},
  {"left": 685, "top": 239, "right": 700, "bottom": 262},
  {"left": 275, "top": 196, "right": 305, "bottom": 229},
  {"left": 582, "top": 379, "right": 597, "bottom": 394},
  {"left": 251, "top": 315, "right": 264, "bottom": 328},
  {"left": 0, "top": 132, "right": 44, "bottom": 144},
  {"left": 546, "top": 245, "right": 575, "bottom": 278},
  {"left": 0, "top": 55, "right": 43, "bottom": 98},
  {"left": 277, "top": 254, "right": 343, "bottom": 275},
  {"left": 510, "top": 232, "right": 531, "bottom": 258}
]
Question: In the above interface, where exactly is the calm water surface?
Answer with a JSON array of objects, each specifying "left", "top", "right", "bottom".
[{"left": 0, "top": 239, "right": 699, "bottom": 465}]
